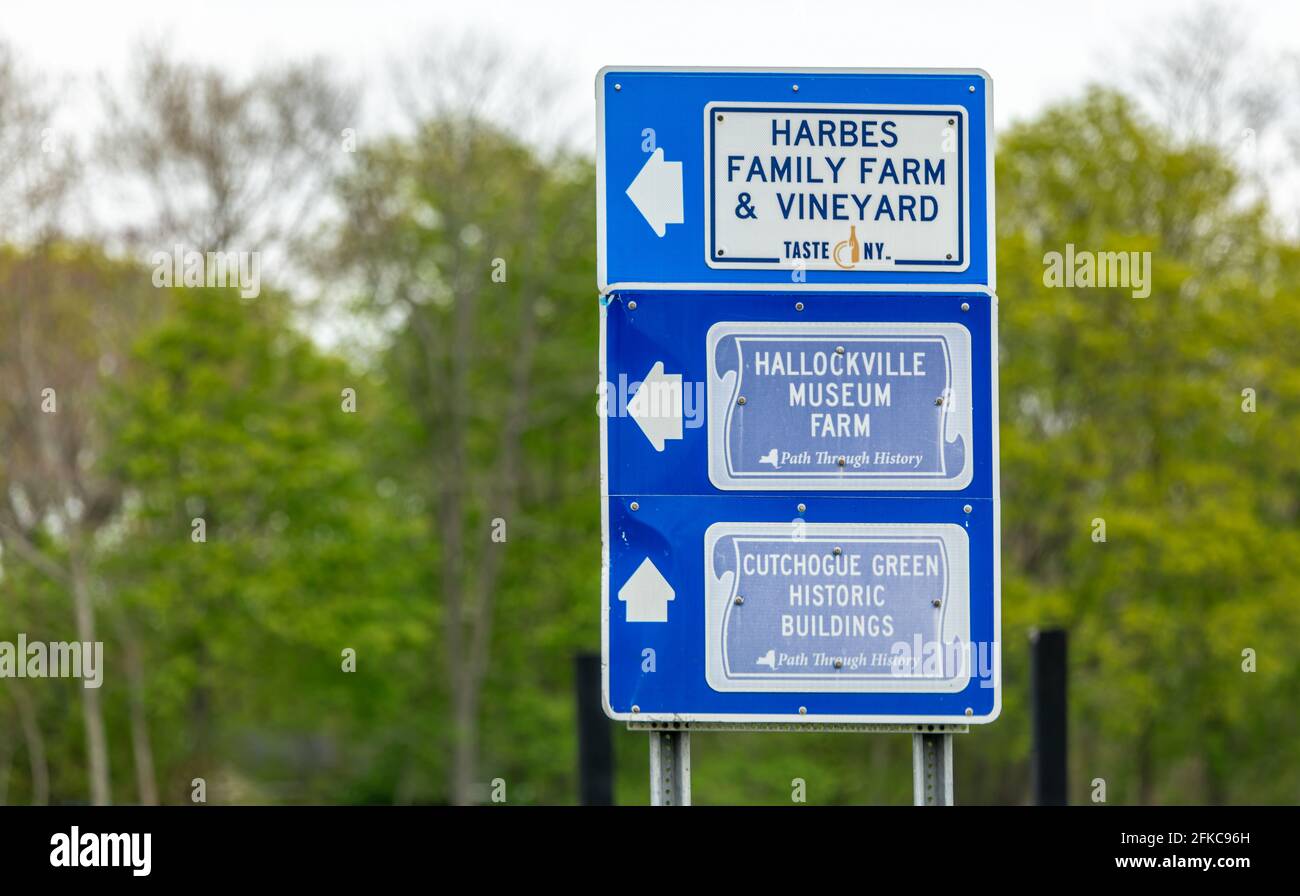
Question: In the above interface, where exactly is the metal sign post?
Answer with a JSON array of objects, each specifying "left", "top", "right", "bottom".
[
  {"left": 596, "top": 68, "right": 999, "bottom": 806},
  {"left": 912, "top": 731, "right": 955, "bottom": 805},
  {"left": 648, "top": 729, "right": 691, "bottom": 806}
]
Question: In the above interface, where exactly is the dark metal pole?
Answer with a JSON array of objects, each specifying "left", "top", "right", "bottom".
[
  {"left": 575, "top": 652, "right": 614, "bottom": 806},
  {"left": 1030, "top": 628, "right": 1068, "bottom": 805}
]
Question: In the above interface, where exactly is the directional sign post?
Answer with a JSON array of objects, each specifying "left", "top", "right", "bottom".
[{"left": 596, "top": 68, "right": 999, "bottom": 806}]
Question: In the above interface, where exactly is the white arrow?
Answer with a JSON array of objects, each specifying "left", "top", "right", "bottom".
[
  {"left": 626, "top": 361, "right": 683, "bottom": 452},
  {"left": 625, "top": 147, "right": 683, "bottom": 237},
  {"left": 619, "top": 557, "right": 674, "bottom": 623}
]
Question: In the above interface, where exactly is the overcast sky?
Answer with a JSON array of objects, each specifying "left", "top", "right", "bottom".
[{"left": 5, "top": 0, "right": 1300, "bottom": 144}]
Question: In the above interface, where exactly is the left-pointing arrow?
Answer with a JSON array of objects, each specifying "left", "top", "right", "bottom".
[
  {"left": 626, "top": 361, "right": 683, "bottom": 452},
  {"left": 625, "top": 147, "right": 683, "bottom": 237},
  {"left": 619, "top": 557, "right": 674, "bottom": 622}
]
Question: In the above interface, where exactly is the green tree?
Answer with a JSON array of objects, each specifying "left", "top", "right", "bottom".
[
  {"left": 0, "top": 242, "right": 158, "bottom": 804},
  {"left": 99, "top": 286, "right": 425, "bottom": 803},
  {"left": 326, "top": 111, "right": 599, "bottom": 804},
  {"left": 985, "top": 88, "right": 1300, "bottom": 804}
]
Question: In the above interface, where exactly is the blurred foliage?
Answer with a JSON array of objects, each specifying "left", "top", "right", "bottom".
[
  {"left": 1, "top": 86, "right": 1298, "bottom": 805},
  {"left": 98, "top": 287, "right": 429, "bottom": 803},
  {"left": 991, "top": 89, "right": 1300, "bottom": 805},
  {"left": 323, "top": 116, "right": 600, "bottom": 803}
]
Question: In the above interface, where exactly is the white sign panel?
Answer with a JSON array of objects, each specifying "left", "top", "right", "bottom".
[
  {"left": 704, "top": 522, "right": 972, "bottom": 693},
  {"left": 704, "top": 103, "right": 969, "bottom": 273},
  {"left": 706, "top": 321, "right": 973, "bottom": 491}
]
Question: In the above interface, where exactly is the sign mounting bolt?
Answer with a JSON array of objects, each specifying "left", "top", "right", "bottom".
[
  {"left": 961, "top": 302, "right": 970, "bottom": 312},
  {"left": 734, "top": 595, "right": 744, "bottom": 606},
  {"left": 968, "top": 85, "right": 976, "bottom": 93},
  {"left": 833, "top": 659, "right": 843, "bottom": 669},
  {"left": 963, "top": 504, "right": 972, "bottom": 514},
  {"left": 798, "top": 706, "right": 807, "bottom": 715},
  {"left": 614, "top": 83, "right": 622, "bottom": 91},
  {"left": 792, "top": 84, "right": 799, "bottom": 92},
  {"left": 631, "top": 704, "right": 639, "bottom": 712},
  {"left": 737, "top": 396, "right": 747, "bottom": 406},
  {"left": 837, "top": 456, "right": 846, "bottom": 466},
  {"left": 932, "top": 599, "right": 942, "bottom": 608},
  {"left": 795, "top": 302, "right": 805, "bottom": 311},
  {"left": 796, "top": 503, "right": 806, "bottom": 514},
  {"left": 627, "top": 300, "right": 637, "bottom": 310},
  {"left": 835, "top": 345, "right": 845, "bottom": 354},
  {"left": 630, "top": 501, "right": 640, "bottom": 511},
  {"left": 965, "top": 707, "right": 974, "bottom": 716},
  {"left": 832, "top": 546, "right": 842, "bottom": 556},
  {"left": 934, "top": 396, "right": 944, "bottom": 406}
]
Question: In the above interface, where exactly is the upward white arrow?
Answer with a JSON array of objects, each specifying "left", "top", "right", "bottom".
[
  {"left": 625, "top": 147, "right": 683, "bottom": 237},
  {"left": 626, "top": 361, "right": 683, "bottom": 452},
  {"left": 619, "top": 557, "right": 674, "bottom": 623}
]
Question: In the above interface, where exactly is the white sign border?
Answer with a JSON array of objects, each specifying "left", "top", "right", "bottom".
[
  {"left": 705, "top": 320, "right": 975, "bottom": 491},
  {"left": 702, "top": 101, "right": 970, "bottom": 274},
  {"left": 703, "top": 522, "right": 972, "bottom": 694}
]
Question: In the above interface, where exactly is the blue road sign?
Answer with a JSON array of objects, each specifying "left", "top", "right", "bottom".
[
  {"left": 604, "top": 292, "right": 993, "bottom": 497},
  {"left": 597, "top": 68, "right": 994, "bottom": 293},
  {"left": 597, "top": 68, "right": 999, "bottom": 726},
  {"left": 600, "top": 290, "right": 1000, "bottom": 724}
]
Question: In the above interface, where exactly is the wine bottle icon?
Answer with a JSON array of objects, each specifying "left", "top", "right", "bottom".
[{"left": 833, "top": 225, "right": 861, "bottom": 269}]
